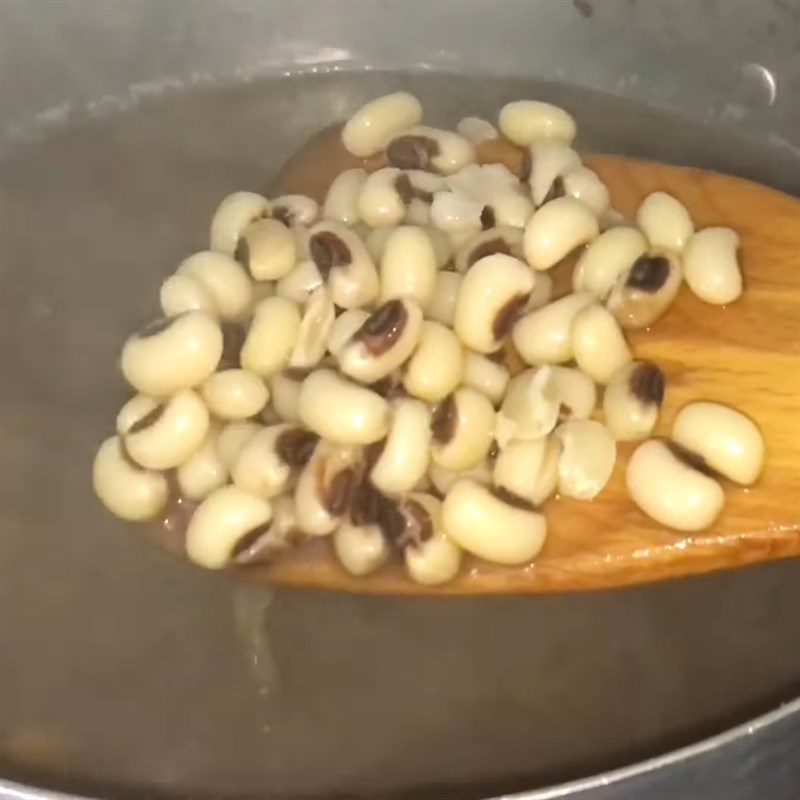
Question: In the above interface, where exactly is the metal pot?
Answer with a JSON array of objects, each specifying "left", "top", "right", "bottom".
[{"left": 1, "top": 2, "right": 798, "bottom": 798}]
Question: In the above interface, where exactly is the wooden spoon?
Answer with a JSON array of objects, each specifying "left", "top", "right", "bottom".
[{"left": 232, "top": 134, "right": 800, "bottom": 594}]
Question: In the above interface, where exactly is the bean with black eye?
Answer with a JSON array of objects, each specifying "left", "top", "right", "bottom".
[
  {"left": 603, "top": 361, "right": 664, "bottom": 441},
  {"left": 210, "top": 191, "right": 270, "bottom": 256},
  {"left": 177, "top": 250, "right": 254, "bottom": 321},
  {"left": 430, "top": 387, "right": 495, "bottom": 472}
]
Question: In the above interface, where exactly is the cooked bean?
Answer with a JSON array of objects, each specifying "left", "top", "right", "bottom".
[
  {"left": 121, "top": 311, "right": 223, "bottom": 396},
  {"left": 426, "top": 271, "right": 463, "bottom": 327},
  {"left": 606, "top": 250, "right": 682, "bottom": 329},
  {"left": 453, "top": 225, "right": 525, "bottom": 273},
  {"left": 271, "top": 194, "right": 319, "bottom": 227},
  {"left": 572, "top": 227, "right": 649, "bottom": 299},
  {"left": 403, "top": 320, "right": 464, "bottom": 403},
  {"left": 185, "top": 485, "right": 273, "bottom": 569},
  {"left": 93, "top": 436, "right": 169, "bottom": 521},
  {"left": 446, "top": 163, "right": 533, "bottom": 228},
  {"left": 237, "top": 218, "right": 297, "bottom": 280},
  {"left": 495, "top": 367, "right": 559, "bottom": 447},
  {"left": 401, "top": 493, "right": 462, "bottom": 585},
  {"left": 461, "top": 351, "right": 510, "bottom": 406},
  {"left": 555, "top": 419, "right": 616, "bottom": 500},
  {"left": 216, "top": 420, "right": 262, "bottom": 471},
  {"left": 232, "top": 493, "right": 302, "bottom": 564},
  {"left": 454, "top": 253, "right": 534, "bottom": 353},
  {"left": 210, "top": 191, "right": 270, "bottom": 256},
  {"left": 493, "top": 435, "right": 562, "bottom": 506},
  {"left": 323, "top": 167, "right": 368, "bottom": 225},
  {"left": 682, "top": 227, "right": 742, "bottom": 305},
  {"left": 294, "top": 441, "right": 364, "bottom": 535},
  {"left": 201, "top": 369, "right": 269, "bottom": 420},
  {"left": 358, "top": 167, "right": 406, "bottom": 227},
  {"left": 561, "top": 166, "right": 610, "bottom": 216},
  {"left": 442, "top": 478, "right": 547, "bottom": 565},
  {"left": 176, "top": 426, "right": 228, "bottom": 501},
  {"left": 177, "top": 250, "right": 253, "bottom": 321},
  {"left": 379, "top": 226, "right": 438, "bottom": 308},
  {"left": 240, "top": 296, "right": 301, "bottom": 377},
  {"left": 523, "top": 197, "right": 599, "bottom": 271},
  {"left": 636, "top": 191, "right": 694, "bottom": 253},
  {"left": 430, "top": 387, "right": 495, "bottom": 471},
  {"left": 308, "top": 221, "right": 380, "bottom": 308},
  {"left": 327, "top": 309, "right": 371, "bottom": 360},
  {"left": 430, "top": 189, "right": 484, "bottom": 234},
  {"left": 275, "top": 259, "right": 323, "bottom": 305},
  {"left": 338, "top": 298, "right": 423, "bottom": 383},
  {"left": 342, "top": 91, "right": 423, "bottom": 157},
  {"left": 159, "top": 274, "right": 215, "bottom": 318},
  {"left": 626, "top": 439, "right": 724, "bottom": 531},
  {"left": 370, "top": 398, "right": 432, "bottom": 494},
  {"left": 603, "top": 361, "right": 664, "bottom": 441},
  {"left": 269, "top": 368, "right": 309, "bottom": 422},
  {"left": 512, "top": 292, "right": 594, "bottom": 365},
  {"left": 571, "top": 304, "right": 632, "bottom": 384},
  {"left": 299, "top": 369, "right": 389, "bottom": 444},
  {"left": 527, "top": 140, "right": 581, "bottom": 207},
  {"left": 671, "top": 401, "right": 764, "bottom": 485},
  {"left": 289, "top": 286, "right": 336, "bottom": 369},
  {"left": 549, "top": 366, "right": 597, "bottom": 420},
  {"left": 499, "top": 100, "right": 576, "bottom": 146},
  {"left": 399, "top": 170, "right": 447, "bottom": 226},
  {"left": 333, "top": 521, "right": 390, "bottom": 576},
  {"left": 456, "top": 116, "right": 498, "bottom": 144},
  {"left": 428, "top": 459, "right": 493, "bottom": 496},
  {"left": 387, "top": 126, "right": 475, "bottom": 175}
]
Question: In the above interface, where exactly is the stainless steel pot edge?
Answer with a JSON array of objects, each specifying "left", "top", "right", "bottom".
[{"left": 1, "top": 697, "right": 797, "bottom": 800}]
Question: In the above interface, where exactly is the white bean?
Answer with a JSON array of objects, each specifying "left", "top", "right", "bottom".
[
  {"left": 271, "top": 194, "right": 319, "bottom": 227},
  {"left": 456, "top": 116, "right": 498, "bottom": 144},
  {"left": 446, "top": 163, "right": 533, "bottom": 228},
  {"left": 428, "top": 459, "right": 493, "bottom": 496},
  {"left": 495, "top": 367, "right": 559, "bottom": 447},
  {"left": 426, "top": 271, "right": 463, "bottom": 327},
  {"left": 386, "top": 126, "right": 475, "bottom": 175},
  {"left": 571, "top": 304, "right": 632, "bottom": 385},
  {"left": 454, "top": 226, "right": 524, "bottom": 274},
  {"left": 636, "top": 191, "right": 694, "bottom": 253},
  {"left": 323, "top": 167, "right": 368, "bottom": 225},
  {"left": 461, "top": 351, "right": 509, "bottom": 406},
  {"left": 358, "top": 168, "right": 406, "bottom": 228},
  {"left": 403, "top": 320, "right": 464, "bottom": 403},
  {"left": 201, "top": 369, "right": 269, "bottom": 420},
  {"left": 342, "top": 92, "right": 423, "bottom": 157},
  {"left": 159, "top": 274, "right": 214, "bottom": 318},
  {"left": 240, "top": 296, "right": 301, "bottom": 377},
  {"left": 442, "top": 479, "right": 547, "bottom": 565},
  {"left": 603, "top": 361, "right": 664, "bottom": 441},
  {"left": 333, "top": 522, "right": 390, "bottom": 576},
  {"left": 289, "top": 286, "right": 336, "bottom": 369},
  {"left": 216, "top": 420, "right": 262, "bottom": 471},
  {"left": 93, "top": 436, "right": 168, "bottom": 521},
  {"left": 210, "top": 191, "right": 269, "bottom": 256},
  {"left": 493, "top": 436, "right": 561, "bottom": 506},
  {"left": 626, "top": 439, "right": 724, "bottom": 531},
  {"left": 430, "top": 387, "right": 495, "bottom": 471},
  {"left": 523, "top": 197, "right": 599, "bottom": 271},
  {"left": 379, "top": 225, "right": 438, "bottom": 308},
  {"left": 269, "top": 368, "right": 308, "bottom": 423},
  {"left": 499, "top": 100, "right": 576, "bottom": 146},
  {"left": 549, "top": 366, "right": 597, "bottom": 420},
  {"left": 572, "top": 227, "right": 648, "bottom": 299},
  {"left": 682, "top": 227, "right": 742, "bottom": 305},
  {"left": 562, "top": 166, "right": 610, "bottom": 216},
  {"left": 275, "top": 259, "right": 323, "bottom": 305},
  {"left": 402, "top": 494, "right": 462, "bottom": 586},
  {"left": 555, "top": 419, "right": 616, "bottom": 500},
  {"left": 327, "top": 309, "right": 371, "bottom": 359},
  {"left": 177, "top": 427, "right": 228, "bottom": 501},
  {"left": 177, "top": 251, "right": 253, "bottom": 321},
  {"left": 671, "top": 401, "right": 764, "bottom": 485},
  {"left": 527, "top": 141, "right": 581, "bottom": 207},
  {"left": 238, "top": 218, "right": 297, "bottom": 280}
]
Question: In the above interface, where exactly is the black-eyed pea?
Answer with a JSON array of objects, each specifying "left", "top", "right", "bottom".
[
  {"left": 549, "top": 366, "right": 597, "bottom": 420},
  {"left": 201, "top": 369, "right": 269, "bottom": 420},
  {"left": 523, "top": 197, "right": 599, "bottom": 271},
  {"left": 323, "top": 168, "right": 368, "bottom": 225},
  {"left": 428, "top": 459, "right": 493, "bottom": 496},
  {"left": 365, "top": 225, "right": 397, "bottom": 263},
  {"left": 603, "top": 361, "right": 664, "bottom": 441},
  {"left": 369, "top": 398, "right": 431, "bottom": 494},
  {"left": 93, "top": 436, "right": 169, "bottom": 521},
  {"left": 342, "top": 91, "right": 423, "bottom": 157},
  {"left": 269, "top": 368, "right": 310, "bottom": 422},
  {"left": 606, "top": 250, "right": 682, "bottom": 329},
  {"left": 461, "top": 351, "right": 509, "bottom": 406},
  {"left": 430, "top": 387, "right": 495, "bottom": 471},
  {"left": 386, "top": 126, "right": 475, "bottom": 175},
  {"left": 442, "top": 479, "right": 547, "bottom": 565},
  {"left": 626, "top": 439, "right": 724, "bottom": 531},
  {"left": 403, "top": 320, "right": 464, "bottom": 403},
  {"left": 177, "top": 251, "right": 253, "bottom": 321},
  {"left": 453, "top": 226, "right": 525, "bottom": 273},
  {"left": 232, "top": 493, "right": 302, "bottom": 564},
  {"left": 683, "top": 227, "right": 743, "bottom": 305},
  {"left": 358, "top": 168, "right": 406, "bottom": 228},
  {"left": 240, "top": 296, "right": 301, "bottom": 377},
  {"left": 216, "top": 420, "right": 263, "bottom": 472},
  {"left": 430, "top": 188, "right": 484, "bottom": 235},
  {"left": 454, "top": 253, "right": 534, "bottom": 353},
  {"left": 572, "top": 227, "right": 649, "bottom": 299},
  {"left": 426, "top": 271, "right": 463, "bottom": 327},
  {"left": 493, "top": 435, "right": 562, "bottom": 506},
  {"left": 338, "top": 298, "right": 423, "bottom": 384},
  {"left": 333, "top": 521, "right": 390, "bottom": 577},
  {"left": 401, "top": 493, "right": 462, "bottom": 586},
  {"left": 456, "top": 116, "right": 498, "bottom": 144},
  {"left": 185, "top": 485, "right": 272, "bottom": 569},
  {"left": 511, "top": 292, "right": 594, "bottom": 365},
  {"left": 446, "top": 163, "right": 533, "bottom": 229},
  {"left": 176, "top": 426, "right": 228, "bottom": 501},
  {"left": 308, "top": 221, "right": 379, "bottom": 309},
  {"left": 121, "top": 311, "right": 223, "bottom": 396},
  {"left": 271, "top": 194, "right": 319, "bottom": 227},
  {"left": 275, "top": 259, "right": 323, "bottom": 305},
  {"left": 379, "top": 226, "right": 438, "bottom": 308},
  {"left": 554, "top": 419, "right": 616, "bottom": 500},
  {"left": 289, "top": 287, "right": 336, "bottom": 369},
  {"left": 571, "top": 304, "right": 632, "bottom": 385},
  {"left": 120, "top": 388, "right": 209, "bottom": 470},
  {"left": 495, "top": 367, "right": 559, "bottom": 448},
  {"left": 327, "top": 309, "right": 371, "bottom": 360},
  {"left": 237, "top": 218, "right": 297, "bottom": 280},
  {"left": 232, "top": 424, "right": 319, "bottom": 498},
  {"left": 562, "top": 166, "right": 610, "bottom": 216},
  {"left": 299, "top": 369, "right": 389, "bottom": 445},
  {"left": 527, "top": 272, "right": 554, "bottom": 310},
  {"left": 210, "top": 191, "right": 270, "bottom": 256},
  {"left": 159, "top": 274, "right": 214, "bottom": 318},
  {"left": 671, "top": 402, "right": 764, "bottom": 485},
  {"left": 397, "top": 170, "right": 447, "bottom": 227},
  {"left": 499, "top": 100, "right": 576, "bottom": 146},
  {"left": 527, "top": 140, "right": 581, "bottom": 207},
  {"left": 294, "top": 440, "right": 364, "bottom": 535},
  {"left": 636, "top": 192, "right": 694, "bottom": 253}
]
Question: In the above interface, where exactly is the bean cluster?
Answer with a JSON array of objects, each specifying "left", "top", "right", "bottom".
[{"left": 93, "top": 92, "right": 763, "bottom": 585}]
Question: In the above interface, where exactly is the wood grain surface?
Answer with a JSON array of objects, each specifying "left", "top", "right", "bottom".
[{"left": 233, "top": 138, "right": 800, "bottom": 594}]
